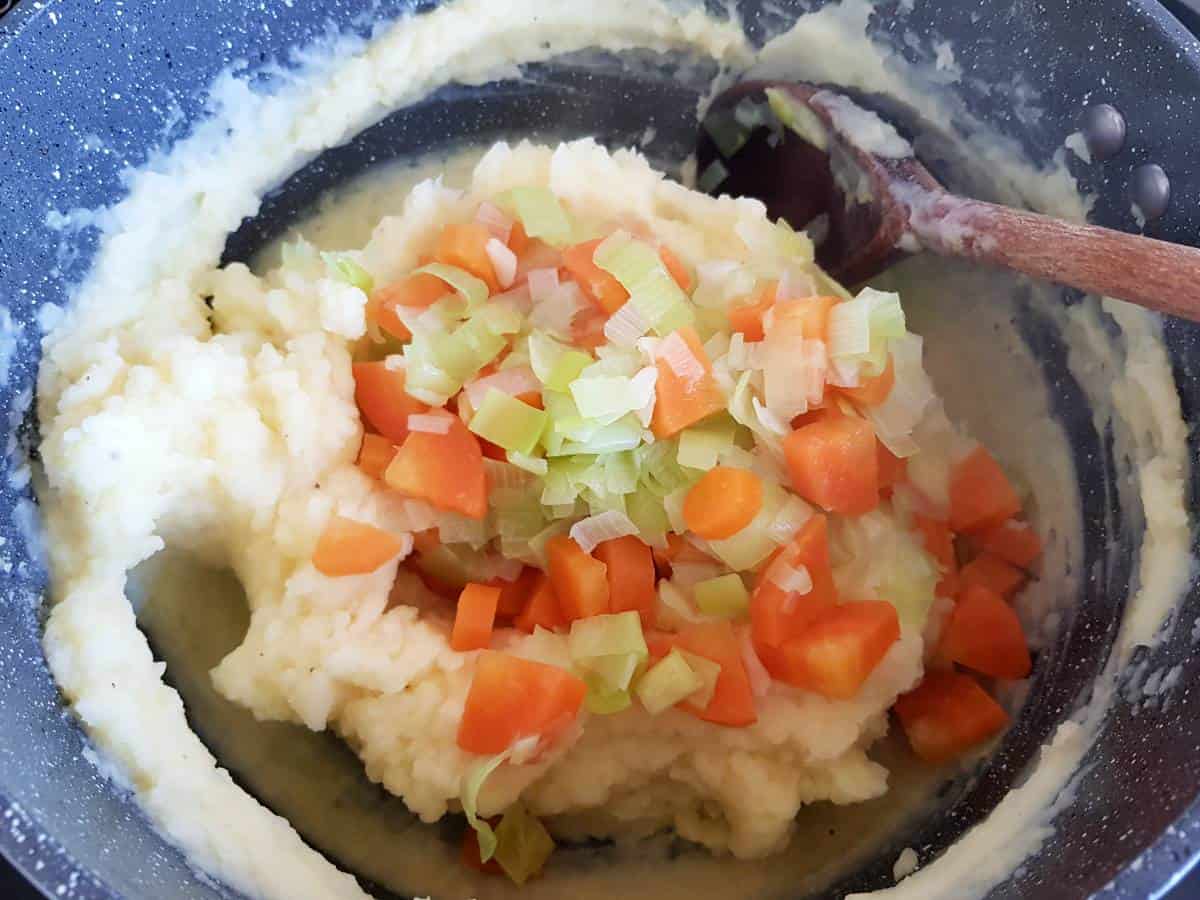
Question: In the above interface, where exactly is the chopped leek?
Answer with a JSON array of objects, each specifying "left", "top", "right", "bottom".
[
  {"left": 584, "top": 679, "right": 633, "bottom": 715},
  {"left": 504, "top": 186, "right": 573, "bottom": 246},
  {"left": 765, "top": 87, "right": 830, "bottom": 151},
  {"left": 626, "top": 487, "right": 670, "bottom": 545},
  {"left": 706, "top": 481, "right": 786, "bottom": 571},
  {"left": 594, "top": 232, "right": 694, "bottom": 333},
  {"left": 569, "top": 611, "right": 648, "bottom": 707},
  {"left": 675, "top": 649, "right": 722, "bottom": 709},
  {"left": 635, "top": 649, "right": 703, "bottom": 715},
  {"left": 414, "top": 262, "right": 489, "bottom": 309},
  {"left": 568, "top": 509, "right": 638, "bottom": 553},
  {"left": 322, "top": 252, "right": 374, "bottom": 293},
  {"left": 508, "top": 450, "right": 549, "bottom": 476},
  {"left": 469, "top": 389, "right": 549, "bottom": 455},
  {"left": 493, "top": 803, "right": 555, "bottom": 885},
  {"left": 698, "top": 159, "right": 730, "bottom": 194},
  {"left": 677, "top": 418, "right": 738, "bottom": 470},
  {"left": 569, "top": 375, "right": 641, "bottom": 421},
  {"left": 702, "top": 107, "right": 750, "bottom": 159},
  {"left": 693, "top": 574, "right": 750, "bottom": 619},
  {"left": 462, "top": 752, "right": 509, "bottom": 862},
  {"left": 529, "top": 331, "right": 592, "bottom": 392}
]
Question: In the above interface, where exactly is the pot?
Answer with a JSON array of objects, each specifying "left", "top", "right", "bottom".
[{"left": 1, "top": 1, "right": 1199, "bottom": 898}]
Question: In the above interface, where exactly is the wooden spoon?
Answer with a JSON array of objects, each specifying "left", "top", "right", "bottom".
[{"left": 697, "top": 80, "right": 1200, "bottom": 321}]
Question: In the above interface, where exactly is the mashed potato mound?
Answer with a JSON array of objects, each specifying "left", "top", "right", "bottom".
[{"left": 41, "top": 140, "right": 926, "bottom": 867}]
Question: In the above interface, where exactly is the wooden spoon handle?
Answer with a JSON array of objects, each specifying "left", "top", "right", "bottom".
[{"left": 903, "top": 190, "right": 1200, "bottom": 321}]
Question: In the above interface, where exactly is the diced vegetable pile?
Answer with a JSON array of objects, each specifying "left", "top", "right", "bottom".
[{"left": 308, "top": 183, "right": 1043, "bottom": 883}]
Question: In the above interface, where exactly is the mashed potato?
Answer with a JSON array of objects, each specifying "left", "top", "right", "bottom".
[{"left": 41, "top": 140, "right": 929, "bottom": 875}]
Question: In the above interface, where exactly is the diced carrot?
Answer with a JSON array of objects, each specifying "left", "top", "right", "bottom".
[
  {"left": 838, "top": 358, "right": 895, "bottom": 408},
  {"left": 515, "top": 391, "right": 544, "bottom": 410},
  {"left": 507, "top": 221, "right": 531, "bottom": 256},
  {"left": 650, "top": 326, "right": 727, "bottom": 438},
  {"left": 495, "top": 568, "right": 539, "bottom": 619},
  {"left": 783, "top": 415, "right": 880, "bottom": 516},
  {"left": 770, "top": 601, "right": 900, "bottom": 699},
  {"left": 877, "top": 441, "right": 907, "bottom": 492},
  {"left": 948, "top": 446, "right": 1022, "bottom": 533},
  {"left": 357, "top": 433, "right": 399, "bottom": 481},
  {"left": 671, "top": 621, "right": 758, "bottom": 727},
  {"left": 727, "top": 283, "right": 775, "bottom": 343},
  {"left": 594, "top": 536, "right": 657, "bottom": 629},
  {"left": 563, "top": 238, "right": 628, "bottom": 315},
  {"left": 912, "top": 514, "right": 959, "bottom": 599},
  {"left": 352, "top": 362, "right": 427, "bottom": 444},
  {"left": 384, "top": 414, "right": 487, "bottom": 519},
  {"left": 366, "top": 295, "right": 411, "bottom": 343},
  {"left": 975, "top": 520, "right": 1042, "bottom": 569},
  {"left": 434, "top": 223, "right": 499, "bottom": 294},
  {"left": 658, "top": 245, "right": 694, "bottom": 294},
  {"left": 751, "top": 515, "right": 839, "bottom": 652},
  {"left": 457, "top": 652, "right": 587, "bottom": 754},
  {"left": 514, "top": 572, "right": 566, "bottom": 633},
  {"left": 461, "top": 822, "right": 504, "bottom": 875},
  {"left": 771, "top": 295, "right": 838, "bottom": 342},
  {"left": 958, "top": 552, "right": 1027, "bottom": 600},
  {"left": 894, "top": 671, "right": 1009, "bottom": 764},
  {"left": 312, "top": 515, "right": 405, "bottom": 577},
  {"left": 545, "top": 536, "right": 610, "bottom": 622},
  {"left": 452, "top": 583, "right": 501, "bottom": 652},
  {"left": 370, "top": 272, "right": 450, "bottom": 340},
  {"left": 789, "top": 402, "right": 843, "bottom": 432},
  {"left": 479, "top": 439, "right": 509, "bottom": 462},
  {"left": 682, "top": 467, "right": 764, "bottom": 540},
  {"left": 938, "top": 585, "right": 1032, "bottom": 680}
]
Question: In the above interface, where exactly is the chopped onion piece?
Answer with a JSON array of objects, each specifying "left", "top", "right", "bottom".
[
  {"left": 527, "top": 268, "right": 560, "bottom": 304},
  {"left": 603, "top": 300, "right": 650, "bottom": 348},
  {"left": 485, "top": 238, "right": 518, "bottom": 290},
  {"left": 407, "top": 413, "right": 453, "bottom": 434},
  {"left": 475, "top": 201, "right": 513, "bottom": 242},
  {"left": 568, "top": 509, "right": 638, "bottom": 553}
]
